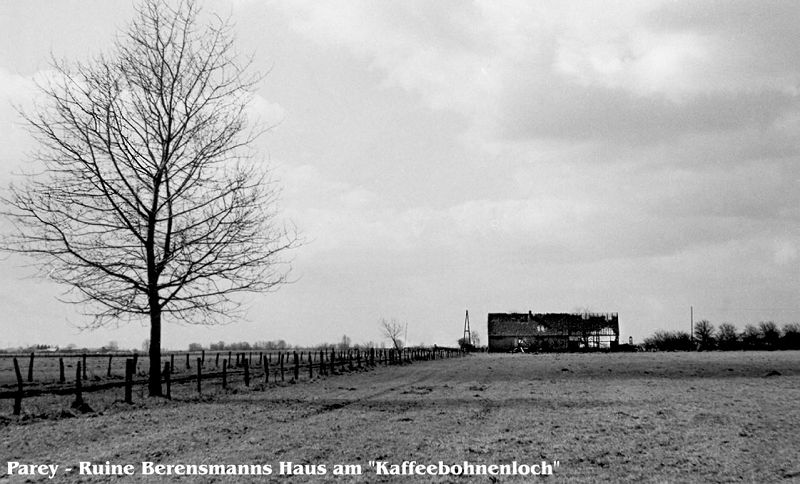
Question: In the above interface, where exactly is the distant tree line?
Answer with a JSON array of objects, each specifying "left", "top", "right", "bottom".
[
  {"left": 643, "top": 321, "right": 800, "bottom": 351},
  {"left": 188, "top": 337, "right": 388, "bottom": 352},
  {"left": 314, "top": 336, "right": 386, "bottom": 352},
  {"left": 188, "top": 340, "right": 292, "bottom": 351}
]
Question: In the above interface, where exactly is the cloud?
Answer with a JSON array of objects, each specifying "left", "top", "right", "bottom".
[
  {"left": 247, "top": 93, "right": 286, "bottom": 130},
  {"left": 210, "top": 2, "right": 800, "bottom": 280},
  {"left": 646, "top": 0, "right": 800, "bottom": 94},
  {"left": 275, "top": 1, "right": 800, "bottom": 147}
]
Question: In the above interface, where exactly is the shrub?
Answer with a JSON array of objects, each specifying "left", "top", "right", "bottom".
[
  {"left": 781, "top": 323, "right": 800, "bottom": 350},
  {"left": 741, "top": 325, "right": 761, "bottom": 350},
  {"left": 693, "top": 320, "right": 715, "bottom": 350},
  {"left": 716, "top": 323, "right": 740, "bottom": 351},
  {"left": 758, "top": 321, "right": 780, "bottom": 349},
  {"left": 643, "top": 330, "right": 692, "bottom": 351}
]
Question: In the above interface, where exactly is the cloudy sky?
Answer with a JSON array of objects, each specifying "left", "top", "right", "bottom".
[{"left": 1, "top": 0, "right": 799, "bottom": 350}]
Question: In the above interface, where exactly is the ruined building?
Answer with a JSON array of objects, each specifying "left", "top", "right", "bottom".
[{"left": 487, "top": 311, "right": 619, "bottom": 352}]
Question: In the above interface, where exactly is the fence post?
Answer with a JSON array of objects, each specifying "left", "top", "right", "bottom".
[
  {"left": 264, "top": 356, "right": 269, "bottom": 384},
  {"left": 132, "top": 352, "right": 138, "bottom": 373},
  {"left": 75, "top": 362, "right": 84, "bottom": 407},
  {"left": 82, "top": 353, "right": 87, "bottom": 379},
  {"left": 280, "top": 353, "right": 285, "bottom": 382},
  {"left": 293, "top": 351, "right": 299, "bottom": 381},
  {"left": 308, "top": 352, "right": 313, "bottom": 379},
  {"left": 124, "top": 359, "right": 133, "bottom": 404},
  {"left": 329, "top": 349, "right": 335, "bottom": 374},
  {"left": 13, "top": 357, "right": 23, "bottom": 415},
  {"left": 59, "top": 357, "right": 65, "bottom": 384},
  {"left": 107, "top": 355, "right": 113, "bottom": 377},
  {"left": 222, "top": 359, "right": 228, "bottom": 389},
  {"left": 164, "top": 362, "right": 171, "bottom": 400},
  {"left": 27, "top": 352, "right": 34, "bottom": 382},
  {"left": 196, "top": 358, "right": 202, "bottom": 394},
  {"left": 170, "top": 354, "right": 175, "bottom": 374},
  {"left": 244, "top": 358, "right": 250, "bottom": 387},
  {"left": 215, "top": 352, "right": 220, "bottom": 368},
  {"left": 186, "top": 353, "right": 191, "bottom": 370},
  {"left": 201, "top": 350, "right": 205, "bottom": 366}
]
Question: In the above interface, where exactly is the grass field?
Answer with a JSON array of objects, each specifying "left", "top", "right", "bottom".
[{"left": 2, "top": 351, "right": 799, "bottom": 483}]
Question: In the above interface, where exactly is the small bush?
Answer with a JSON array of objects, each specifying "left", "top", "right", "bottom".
[
  {"left": 716, "top": 323, "right": 740, "bottom": 351},
  {"left": 781, "top": 323, "right": 800, "bottom": 350},
  {"left": 643, "top": 330, "right": 692, "bottom": 351}
]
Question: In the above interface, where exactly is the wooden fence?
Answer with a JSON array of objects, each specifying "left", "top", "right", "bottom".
[{"left": 1, "top": 347, "right": 464, "bottom": 415}]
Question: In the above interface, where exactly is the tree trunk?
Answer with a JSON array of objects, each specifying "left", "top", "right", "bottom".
[{"left": 148, "top": 301, "right": 162, "bottom": 397}]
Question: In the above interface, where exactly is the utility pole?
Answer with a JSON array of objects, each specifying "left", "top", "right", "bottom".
[{"left": 463, "top": 310, "right": 472, "bottom": 345}]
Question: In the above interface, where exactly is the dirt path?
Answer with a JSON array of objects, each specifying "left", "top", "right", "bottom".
[{"left": 2, "top": 351, "right": 799, "bottom": 482}]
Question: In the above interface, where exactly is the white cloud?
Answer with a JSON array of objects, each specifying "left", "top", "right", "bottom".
[
  {"left": 247, "top": 93, "right": 286, "bottom": 130},
  {"left": 276, "top": 0, "right": 800, "bottom": 147}
]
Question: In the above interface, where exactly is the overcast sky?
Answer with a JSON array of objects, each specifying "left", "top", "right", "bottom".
[{"left": 1, "top": 0, "right": 799, "bottom": 350}]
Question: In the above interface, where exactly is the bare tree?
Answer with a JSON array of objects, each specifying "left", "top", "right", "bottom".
[
  {"left": 716, "top": 323, "right": 739, "bottom": 351},
  {"left": 380, "top": 318, "right": 405, "bottom": 351},
  {"left": 693, "top": 320, "right": 715, "bottom": 350},
  {"left": 782, "top": 323, "right": 800, "bottom": 350},
  {"left": 758, "top": 321, "right": 780, "bottom": 348},
  {"left": 338, "top": 335, "right": 352, "bottom": 351},
  {"left": 470, "top": 330, "right": 480, "bottom": 347},
  {"left": 2, "top": 0, "right": 297, "bottom": 396},
  {"left": 458, "top": 331, "right": 481, "bottom": 350},
  {"left": 741, "top": 324, "right": 761, "bottom": 350}
]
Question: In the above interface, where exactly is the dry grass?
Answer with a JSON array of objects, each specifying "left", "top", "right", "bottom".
[{"left": 2, "top": 351, "right": 799, "bottom": 483}]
